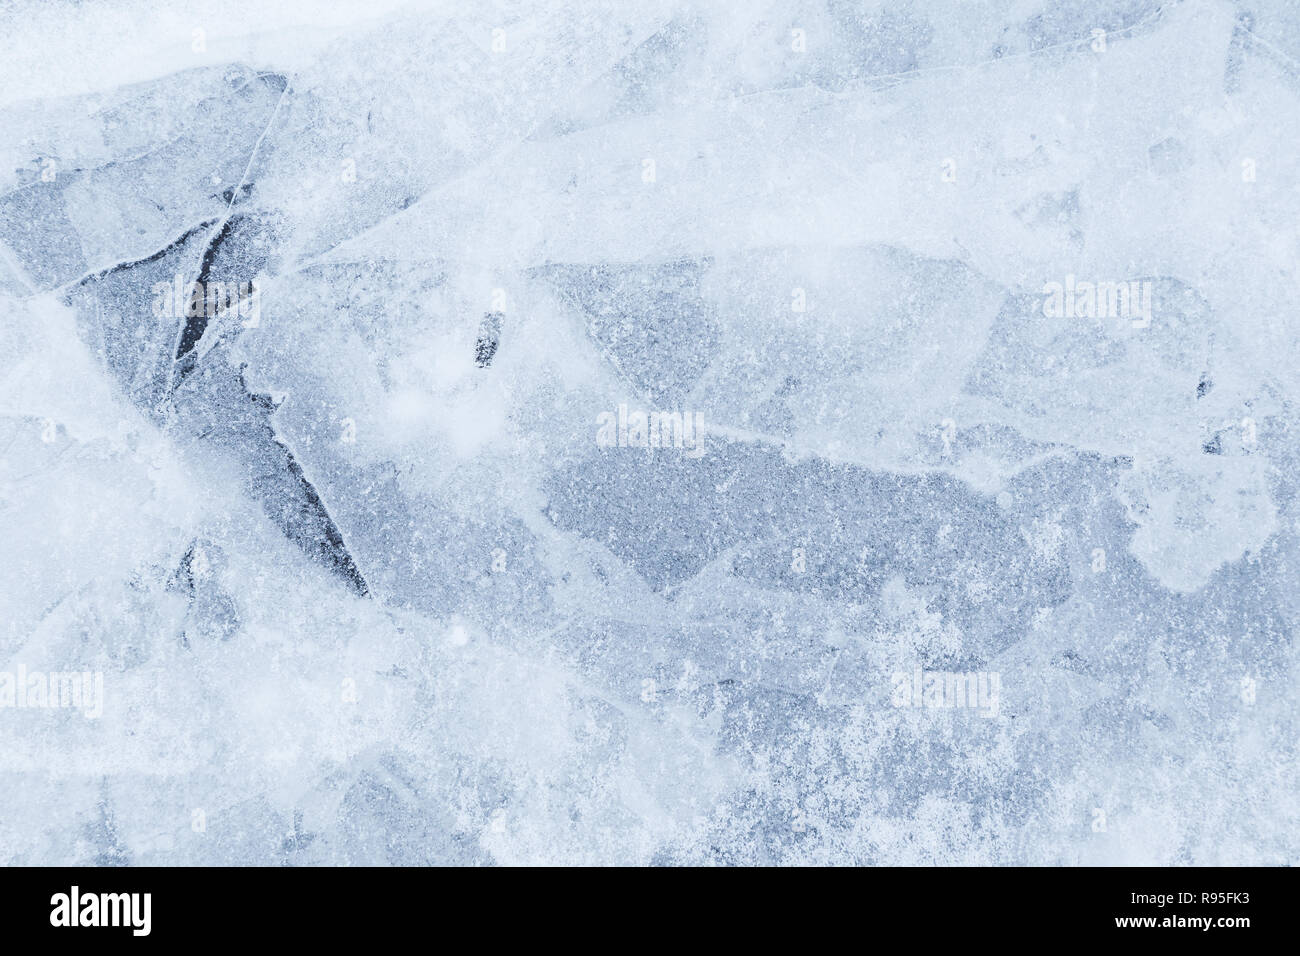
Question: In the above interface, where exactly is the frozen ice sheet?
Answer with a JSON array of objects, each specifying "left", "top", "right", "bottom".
[{"left": 0, "top": 0, "right": 1296, "bottom": 865}]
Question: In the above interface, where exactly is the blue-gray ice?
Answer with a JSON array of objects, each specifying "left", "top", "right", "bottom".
[{"left": 0, "top": 0, "right": 1296, "bottom": 865}]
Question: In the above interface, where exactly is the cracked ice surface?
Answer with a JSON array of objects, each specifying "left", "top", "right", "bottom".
[{"left": 0, "top": 0, "right": 1297, "bottom": 865}]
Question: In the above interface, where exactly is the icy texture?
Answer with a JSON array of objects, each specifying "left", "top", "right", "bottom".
[{"left": 0, "top": 0, "right": 1297, "bottom": 865}]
